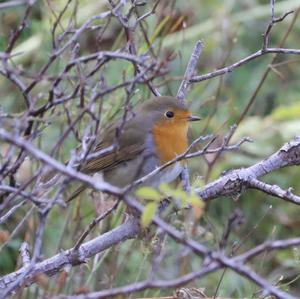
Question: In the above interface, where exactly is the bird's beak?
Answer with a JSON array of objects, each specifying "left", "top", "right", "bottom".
[{"left": 188, "top": 115, "right": 202, "bottom": 122}]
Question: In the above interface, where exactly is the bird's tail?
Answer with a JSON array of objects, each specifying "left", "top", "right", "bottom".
[{"left": 66, "top": 185, "right": 86, "bottom": 203}]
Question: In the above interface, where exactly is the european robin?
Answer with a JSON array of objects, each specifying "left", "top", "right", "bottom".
[{"left": 42, "top": 96, "right": 201, "bottom": 200}]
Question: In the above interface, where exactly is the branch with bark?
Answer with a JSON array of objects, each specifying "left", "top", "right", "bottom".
[{"left": 0, "top": 136, "right": 299, "bottom": 299}]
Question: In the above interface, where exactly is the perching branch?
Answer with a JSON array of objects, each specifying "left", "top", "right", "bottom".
[
  {"left": 0, "top": 217, "right": 140, "bottom": 291},
  {"left": 197, "top": 136, "right": 300, "bottom": 203},
  {"left": 1, "top": 137, "right": 300, "bottom": 298}
]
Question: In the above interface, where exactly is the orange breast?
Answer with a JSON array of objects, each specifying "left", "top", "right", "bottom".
[{"left": 152, "top": 119, "right": 189, "bottom": 164}]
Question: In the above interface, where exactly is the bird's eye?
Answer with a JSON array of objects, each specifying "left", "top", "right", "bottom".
[{"left": 165, "top": 111, "right": 174, "bottom": 118}]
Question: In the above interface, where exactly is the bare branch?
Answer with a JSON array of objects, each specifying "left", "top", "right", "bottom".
[
  {"left": 197, "top": 136, "right": 300, "bottom": 202},
  {"left": 0, "top": 0, "right": 27, "bottom": 10},
  {"left": 177, "top": 40, "right": 204, "bottom": 100},
  {"left": 262, "top": 0, "right": 294, "bottom": 50},
  {"left": 236, "top": 237, "right": 300, "bottom": 263},
  {"left": 0, "top": 217, "right": 140, "bottom": 291},
  {"left": 247, "top": 178, "right": 300, "bottom": 205},
  {"left": 73, "top": 200, "right": 120, "bottom": 250},
  {"left": 190, "top": 48, "right": 300, "bottom": 83},
  {"left": 19, "top": 242, "right": 31, "bottom": 267},
  {"left": 0, "top": 129, "right": 122, "bottom": 195},
  {"left": 53, "top": 262, "right": 220, "bottom": 299}
]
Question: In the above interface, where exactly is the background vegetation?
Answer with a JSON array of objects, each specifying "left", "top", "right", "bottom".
[{"left": 1, "top": 0, "right": 300, "bottom": 298}]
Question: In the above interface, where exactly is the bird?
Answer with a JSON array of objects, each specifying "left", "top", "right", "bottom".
[{"left": 41, "top": 96, "right": 201, "bottom": 201}]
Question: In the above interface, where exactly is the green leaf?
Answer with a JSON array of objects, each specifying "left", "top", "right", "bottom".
[
  {"left": 141, "top": 202, "right": 158, "bottom": 227},
  {"left": 187, "top": 192, "right": 205, "bottom": 219},
  {"left": 271, "top": 103, "right": 300, "bottom": 121},
  {"left": 159, "top": 183, "right": 173, "bottom": 196},
  {"left": 160, "top": 184, "right": 188, "bottom": 206},
  {"left": 135, "top": 187, "right": 161, "bottom": 202},
  {"left": 187, "top": 193, "right": 204, "bottom": 207}
]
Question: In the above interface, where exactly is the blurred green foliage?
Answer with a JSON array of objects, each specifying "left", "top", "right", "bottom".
[{"left": 1, "top": 0, "right": 300, "bottom": 298}]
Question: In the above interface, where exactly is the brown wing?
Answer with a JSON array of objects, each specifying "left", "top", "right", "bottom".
[
  {"left": 80, "top": 120, "right": 147, "bottom": 174},
  {"left": 41, "top": 114, "right": 148, "bottom": 202},
  {"left": 66, "top": 119, "right": 147, "bottom": 202},
  {"left": 81, "top": 142, "right": 144, "bottom": 174}
]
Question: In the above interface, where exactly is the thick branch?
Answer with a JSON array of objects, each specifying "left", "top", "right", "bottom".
[
  {"left": 197, "top": 136, "right": 300, "bottom": 201},
  {"left": 0, "top": 217, "right": 140, "bottom": 291}
]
